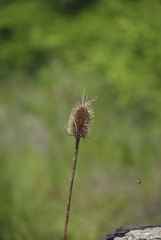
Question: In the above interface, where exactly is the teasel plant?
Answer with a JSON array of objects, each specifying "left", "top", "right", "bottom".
[{"left": 63, "top": 92, "right": 96, "bottom": 240}]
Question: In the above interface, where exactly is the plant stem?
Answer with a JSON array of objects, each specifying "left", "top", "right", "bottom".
[{"left": 63, "top": 138, "right": 80, "bottom": 240}]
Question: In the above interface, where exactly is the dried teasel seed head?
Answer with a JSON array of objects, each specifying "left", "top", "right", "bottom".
[{"left": 67, "top": 94, "right": 95, "bottom": 139}]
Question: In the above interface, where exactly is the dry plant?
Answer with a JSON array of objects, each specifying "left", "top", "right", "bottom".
[{"left": 63, "top": 93, "right": 95, "bottom": 240}]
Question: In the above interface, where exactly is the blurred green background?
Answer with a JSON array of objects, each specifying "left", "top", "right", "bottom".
[{"left": 0, "top": 0, "right": 161, "bottom": 239}]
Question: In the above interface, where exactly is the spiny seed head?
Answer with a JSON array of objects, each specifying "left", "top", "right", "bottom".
[{"left": 67, "top": 94, "right": 95, "bottom": 139}]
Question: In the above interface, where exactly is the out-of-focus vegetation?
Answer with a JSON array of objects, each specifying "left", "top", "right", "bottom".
[{"left": 0, "top": 0, "right": 161, "bottom": 239}]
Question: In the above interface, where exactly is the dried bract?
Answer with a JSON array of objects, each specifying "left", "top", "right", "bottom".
[{"left": 67, "top": 95, "right": 94, "bottom": 139}]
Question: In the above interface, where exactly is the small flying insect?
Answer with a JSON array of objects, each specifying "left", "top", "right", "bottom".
[{"left": 137, "top": 179, "right": 141, "bottom": 184}]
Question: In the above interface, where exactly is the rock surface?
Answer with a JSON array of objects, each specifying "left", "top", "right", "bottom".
[{"left": 100, "top": 225, "right": 161, "bottom": 240}]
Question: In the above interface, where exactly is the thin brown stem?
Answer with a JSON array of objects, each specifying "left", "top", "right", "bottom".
[{"left": 63, "top": 138, "right": 80, "bottom": 240}]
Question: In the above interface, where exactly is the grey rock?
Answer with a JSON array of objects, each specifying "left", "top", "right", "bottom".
[{"left": 100, "top": 225, "right": 161, "bottom": 240}]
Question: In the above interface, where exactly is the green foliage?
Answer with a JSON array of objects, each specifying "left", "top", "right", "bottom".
[
  {"left": 0, "top": 0, "right": 161, "bottom": 239},
  {"left": 49, "top": 0, "right": 97, "bottom": 14}
]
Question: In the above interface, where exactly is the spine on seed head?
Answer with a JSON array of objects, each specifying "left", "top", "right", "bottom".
[{"left": 67, "top": 94, "right": 95, "bottom": 139}]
